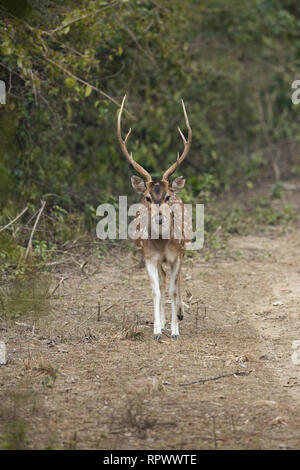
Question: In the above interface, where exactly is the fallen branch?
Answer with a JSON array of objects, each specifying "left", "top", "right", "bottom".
[
  {"left": 24, "top": 200, "right": 46, "bottom": 262},
  {"left": 179, "top": 370, "right": 252, "bottom": 386},
  {"left": 0, "top": 206, "right": 28, "bottom": 233}
]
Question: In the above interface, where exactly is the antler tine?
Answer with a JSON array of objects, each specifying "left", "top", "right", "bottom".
[
  {"left": 162, "top": 99, "right": 192, "bottom": 181},
  {"left": 124, "top": 128, "right": 132, "bottom": 144},
  {"left": 177, "top": 126, "right": 187, "bottom": 144},
  {"left": 117, "top": 95, "right": 152, "bottom": 182}
]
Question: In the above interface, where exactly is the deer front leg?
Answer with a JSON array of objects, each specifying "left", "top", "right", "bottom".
[
  {"left": 169, "top": 256, "right": 183, "bottom": 338},
  {"left": 158, "top": 263, "right": 166, "bottom": 330},
  {"left": 146, "top": 261, "right": 162, "bottom": 340}
]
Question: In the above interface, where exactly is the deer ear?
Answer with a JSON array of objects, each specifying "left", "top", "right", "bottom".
[
  {"left": 171, "top": 176, "right": 186, "bottom": 192},
  {"left": 131, "top": 175, "right": 146, "bottom": 194}
]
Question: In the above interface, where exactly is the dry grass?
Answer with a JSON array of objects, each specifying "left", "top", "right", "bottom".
[{"left": 1, "top": 194, "right": 300, "bottom": 448}]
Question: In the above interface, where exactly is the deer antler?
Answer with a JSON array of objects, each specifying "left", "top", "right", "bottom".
[
  {"left": 117, "top": 95, "right": 152, "bottom": 182},
  {"left": 162, "top": 100, "right": 192, "bottom": 181}
]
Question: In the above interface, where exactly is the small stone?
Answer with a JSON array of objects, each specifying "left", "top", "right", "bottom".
[
  {"left": 259, "top": 354, "right": 276, "bottom": 361},
  {"left": 0, "top": 341, "right": 7, "bottom": 365}
]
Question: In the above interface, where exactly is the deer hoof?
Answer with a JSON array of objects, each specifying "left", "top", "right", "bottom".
[
  {"left": 154, "top": 334, "right": 162, "bottom": 341},
  {"left": 171, "top": 334, "right": 179, "bottom": 339},
  {"left": 177, "top": 314, "right": 183, "bottom": 321}
]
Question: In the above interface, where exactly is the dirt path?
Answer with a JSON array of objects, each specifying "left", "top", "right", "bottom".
[{"left": 1, "top": 226, "right": 300, "bottom": 449}]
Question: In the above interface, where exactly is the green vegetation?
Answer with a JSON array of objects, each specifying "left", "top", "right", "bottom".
[
  {"left": 0, "top": 389, "right": 35, "bottom": 450},
  {"left": 0, "top": 273, "right": 51, "bottom": 319},
  {"left": 0, "top": 0, "right": 300, "bottom": 272}
]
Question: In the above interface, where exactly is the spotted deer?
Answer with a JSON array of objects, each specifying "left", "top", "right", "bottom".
[{"left": 117, "top": 95, "right": 192, "bottom": 340}]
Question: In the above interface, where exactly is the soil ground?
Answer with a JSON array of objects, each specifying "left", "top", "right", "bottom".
[{"left": 1, "top": 190, "right": 300, "bottom": 450}]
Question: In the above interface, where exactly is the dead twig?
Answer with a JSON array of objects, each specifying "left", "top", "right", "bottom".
[
  {"left": 103, "top": 303, "right": 118, "bottom": 313},
  {"left": 15, "top": 321, "right": 31, "bottom": 329},
  {"left": 195, "top": 300, "right": 200, "bottom": 329},
  {"left": 40, "top": 55, "right": 135, "bottom": 119},
  {"left": 44, "top": 259, "right": 69, "bottom": 266},
  {"left": 192, "top": 299, "right": 207, "bottom": 327},
  {"left": 179, "top": 370, "right": 252, "bottom": 387},
  {"left": 120, "top": 22, "right": 156, "bottom": 65},
  {"left": 212, "top": 415, "right": 218, "bottom": 450},
  {"left": 46, "top": 276, "right": 67, "bottom": 299},
  {"left": 80, "top": 260, "right": 88, "bottom": 273},
  {"left": 97, "top": 301, "right": 101, "bottom": 322},
  {"left": 0, "top": 206, "right": 28, "bottom": 233},
  {"left": 15, "top": 322, "right": 38, "bottom": 335},
  {"left": 119, "top": 262, "right": 141, "bottom": 273},
  {"left": 162, "top": 329, "right": 171, "bottom": 338},
  {"left": 24, "top": 200, "right": 46, "bottom": 262},
  {"left": 48, "top": 2, "right": 119, "bottom": 34}
]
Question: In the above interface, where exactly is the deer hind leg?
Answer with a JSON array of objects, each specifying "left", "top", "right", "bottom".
[
  {"left": 145, "top": 261, "right": 162, "bottom": 340},
  {"left": 169, "top": 256, "right": 183, "bottom": 338},
  {"left": 158, "top": 262, "right": 166, "bottom": 330}
]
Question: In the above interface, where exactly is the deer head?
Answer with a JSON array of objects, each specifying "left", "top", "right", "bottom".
[{"left": 117, "top": 95, "right": 192, "bottom": 228}]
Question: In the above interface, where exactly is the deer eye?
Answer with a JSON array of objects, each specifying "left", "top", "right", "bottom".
[
  {"left": 165, "top": 195, "right": 170, "bottom": 202},
  {"left": 145, "top": 196, "right": 152, "bottom": 203}
]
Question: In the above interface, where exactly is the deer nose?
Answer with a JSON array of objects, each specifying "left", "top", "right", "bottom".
[{"left": 154, "top": 214, "right": 166, "bottom": 225}]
